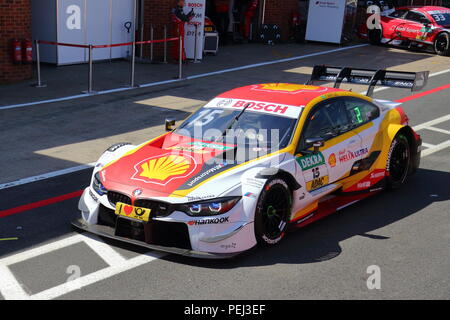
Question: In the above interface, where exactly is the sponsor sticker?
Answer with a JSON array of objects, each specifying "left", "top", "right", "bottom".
[
  {"left": 115, "top": 202, "right": 151, "bottom": 222},
  {"left": 251, "top": 83, "right": 328, "bottom": 94},
  {"left": 338, "top": 148, "right": 369, "bottom": 163},
  {"left": 220, "top": 243, "right": 237, "bottom": 250},
  {"left": 357, "top": 181, "right": 371, "bottom": 189},
  {"left": 131, "top": 154, "right": 197, "bottom": 186},
  {"left": 296, "top": 152, "right": 325, "bottom": 171},
  {"left": 328, "top": 153, "right": 337, "bottom": 168},
  {"left": 166, "top": 145, "right": 209, "bottom": 154},
  {"left": 187, "top": 216, "right": 229, "bottom": 226},
  {"left": 88, "top": 189, "right": 98, "bottom": 202},
  {"left": 204, "top": 98, "right": 302, "bottom": 119},
  {"left": 189, "top": 141, "right": 233, "bottom": 151},
  {"left": 295, "top": 213, "right": 314, "bottom": 224},
  {"left": 306, "top": 175, "right": 329, "bottom": 191},
  {"left": 370, "top": 171, "right": 385, "bottom": 179},
  {"left": 186, "top": 162, "right": 228, "bottom": 187}
]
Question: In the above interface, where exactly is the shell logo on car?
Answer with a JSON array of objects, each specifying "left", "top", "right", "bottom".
[
  {"left": 131, "top": 154, "right": 197, "bottom": 185},
  {"left": 251, "top": 83, "right": 329, "bottom": 94},
  {"left": 328, "top": 153, "right": 337, "bottom": 168}
]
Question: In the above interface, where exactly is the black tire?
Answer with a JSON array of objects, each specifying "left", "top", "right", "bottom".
[
  {"left": 368, "top": 28, "right": 382, "bottom": 45},
  {"left": 254, "top": 178, "right": 291, "bottom": 246},
  {"left": 434, "top": 33, "right": 450, "bottom": 56},
  {"left": 386, "top": 134, "right": 411, "bottom": 190}
]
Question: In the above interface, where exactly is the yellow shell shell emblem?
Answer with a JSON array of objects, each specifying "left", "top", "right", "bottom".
[
  {"left": 139, "top": 155, "right": 190, "bottom": 181},
  {"left": 255, "top": 83, "right": 321, "bottom": 93}
]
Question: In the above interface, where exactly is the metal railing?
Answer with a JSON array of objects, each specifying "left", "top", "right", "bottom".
[{"left": 34, "top": 34, "right": 182, "bottom": 94}]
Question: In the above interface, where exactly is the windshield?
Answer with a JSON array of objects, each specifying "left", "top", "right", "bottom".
[
  {"left": 429, "top": 11, "right": 450, "bottom": 26},
  {"left": 175, "top": 107, "right": 299, "bottom": 151}
]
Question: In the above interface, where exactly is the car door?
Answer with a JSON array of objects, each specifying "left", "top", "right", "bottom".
[
  {"left": 342, "top": 97, "right": 381, "bottom": 156},
  {"left": 383, "top": 9, "right": 409, "bottom": 41},
  {"left": 402, "top": 10, "right": 432, "bottom": 41},
  {"left": 294, "top": 98, "right": 363, "bottom": 195}
]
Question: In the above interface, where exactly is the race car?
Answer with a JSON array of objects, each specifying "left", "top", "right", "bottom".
[
  {"left": 73, "top": 65, "right": 428, "bottom": 258},
  {"left": 361, "top": 6, "right": 450, "bottom": 56}
]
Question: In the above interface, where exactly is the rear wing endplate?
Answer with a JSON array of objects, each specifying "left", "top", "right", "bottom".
[{"left": 306, "top": 65, "right": 429, "bottom": 97}]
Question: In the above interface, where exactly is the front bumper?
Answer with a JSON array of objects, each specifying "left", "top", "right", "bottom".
[
  {"left": 72, "top": 218, "right": 242, "bottom": 259},
  {"left": 76, "top": 186, "right": 259, "bottom": 258}
]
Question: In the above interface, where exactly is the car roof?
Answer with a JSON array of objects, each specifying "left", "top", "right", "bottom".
[
  {"left": 396, "top": 6, "right": 449, "bottom": 14},
  {"left": 216, "top": 83, "right": 345, "bottom": 106}
]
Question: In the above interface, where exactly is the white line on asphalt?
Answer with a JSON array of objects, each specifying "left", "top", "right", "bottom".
[
  {"left": 30, "top": 251, "right": 165, "bottom": 300},
  {"left": 413, "top": 114, "right": 450, "bottom": 131},
  {"left": 0, "top": 232, "right": 166, "bottom": 300},
  {"left": 184, "top": 44, "right": 369, "bottom": 80},
  {"left": 0, "top": 44, "right": 368, "bottom": 111},
  {"left": 421, "top": 140, "right": 450, "bottom": 157},
  {"left": 425, "top": 126, "right": 450, "bottom": 135},
  {"left": 0, "top": 163, "right": 95, "bottom": 190},
  {"left": 421, "top": 142, "right": 436, "bottom": 148},
  {"left": 0, "top": 235, "right": 83, "bottom": 266},
  {"left": 81, "top": 234, "right": 126, "bottom": 266},
  {"left": 0, "top": 265, "right": 30, "bottom": 300}
]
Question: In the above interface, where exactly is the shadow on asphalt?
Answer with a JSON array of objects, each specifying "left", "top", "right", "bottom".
[{"left": 161, "top": 168, "right": 450, "bottom": 268}]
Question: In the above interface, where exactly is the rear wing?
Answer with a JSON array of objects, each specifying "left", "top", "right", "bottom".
[{"left": 306, "top": 65, "right": 429, "bottom": 97}]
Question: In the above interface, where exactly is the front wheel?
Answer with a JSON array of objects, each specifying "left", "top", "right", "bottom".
[
  {"left": 254, "top": 178, "right": 291, "bottom": 246},
  {"left": 434, "top": 33, "right": 450, "bottom": 56},
  {"left": 386, "top": 134, "right": 411, "bottom": 190}
]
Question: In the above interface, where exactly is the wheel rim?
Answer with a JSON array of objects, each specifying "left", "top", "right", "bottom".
[
  {"left": 390, "top": 140, "right": 409, "bottom": 183},
  {"left": 435, "top": 35, "right": 448, "bottom": 52},
  {"left": 261, "top": 186, "right": 289, "bottom": 239}
]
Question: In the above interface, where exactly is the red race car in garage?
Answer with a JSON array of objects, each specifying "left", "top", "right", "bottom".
[{"left": 361, "top": 6, "right": 450, "bottom": 56}]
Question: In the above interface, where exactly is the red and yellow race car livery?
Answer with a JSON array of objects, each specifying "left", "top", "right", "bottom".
[{"left": 73, "top": 65, "right": 427, "bottom": 258}]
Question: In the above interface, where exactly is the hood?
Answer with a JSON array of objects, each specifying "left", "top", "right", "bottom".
[{"left": 100, "top": 133, "right": 238, "bottom": 199}]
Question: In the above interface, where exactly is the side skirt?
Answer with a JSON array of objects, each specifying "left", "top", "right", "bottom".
[{"left": 288, "top": 180, "right": 385, "bottom": 230}]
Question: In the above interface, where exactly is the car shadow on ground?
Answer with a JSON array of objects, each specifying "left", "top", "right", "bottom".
[{"left": 161, "top": 167, "right": 450, "bottom": 268}]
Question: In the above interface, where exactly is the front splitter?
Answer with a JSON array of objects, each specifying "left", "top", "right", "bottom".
[{"left": 71, "top": 218, "right": 242, "bottom": 259}]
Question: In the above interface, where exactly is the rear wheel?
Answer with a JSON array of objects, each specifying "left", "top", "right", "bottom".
[
  {"left": 434, "top": 33, "right": 450, "bottom": 56},
  {"left": 368, "top": 28, "right": 382, "bottom": 45},
  {"left": 386, "top": 134, "right": 411, "bottom": 189},
  {"left": 254, "top": 178, "right": 291, "bottom": 245}
]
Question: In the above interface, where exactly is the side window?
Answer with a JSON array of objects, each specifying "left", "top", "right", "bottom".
[
  {"left": 343, "top": 98, "right": 380, "bottom": 127},
  {"left": 302, "top": 107, "right": 334, "bottom": 140},
  {"left": 301, "top": 99, "right": 351, "bottom": 142},
  {"left": 405, "top": 11, "right": 430, "bottom": 24},
  {"left": 389, "top": 10, "right": 407, "bottom": 19}
]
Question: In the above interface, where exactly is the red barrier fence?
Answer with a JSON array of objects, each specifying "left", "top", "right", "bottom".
[{"left": 34, "top": 36, "right": 183, "bottom": 93}]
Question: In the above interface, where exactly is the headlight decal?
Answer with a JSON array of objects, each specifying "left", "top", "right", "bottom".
[
  {"left": 92, "top": 172, "right": 107, "bottom": 196},
  {"left": 175, "top": 197, "right": 241, "bottom": 217}
]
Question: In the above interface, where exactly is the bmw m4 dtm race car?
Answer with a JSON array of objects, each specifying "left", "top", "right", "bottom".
[{"left": 73, "top": 65, "right": 428, "bottom": 258}]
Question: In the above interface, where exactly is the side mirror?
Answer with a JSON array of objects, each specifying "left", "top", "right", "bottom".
[
  {"left": 165, "top": 118, "right": 176, "bottom": 131},
  {"left": 305, "top": 137, "right": 325, "bottom": 153}
]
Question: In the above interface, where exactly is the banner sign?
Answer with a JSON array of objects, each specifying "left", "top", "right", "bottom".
[
  {"left": 184, "top": 0, "right": 206, "bottom": 60},
  {"left": 305, "top": 0, "right": 346, "bottom": 44}
]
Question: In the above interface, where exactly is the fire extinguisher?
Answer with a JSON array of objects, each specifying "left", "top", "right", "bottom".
[
  {"left": 12, "top": 39, "right": 22, "bottom": 64},
  {"left": 22, "top": 39, "right": 33, "bottom": 64},
  {"left": 291, "top": 11, "right": 300, "bottom": 29}
]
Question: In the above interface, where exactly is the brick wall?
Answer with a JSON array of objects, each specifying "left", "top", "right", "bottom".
[
  {"left": 0, "top": 0, "right": 32, "bottom": 84},
  {"left": 263, "top": 0, "right": 299, "bottom": 41},
  {"left": 142, "top": 0, "right": 177, "bottom": 60}
]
